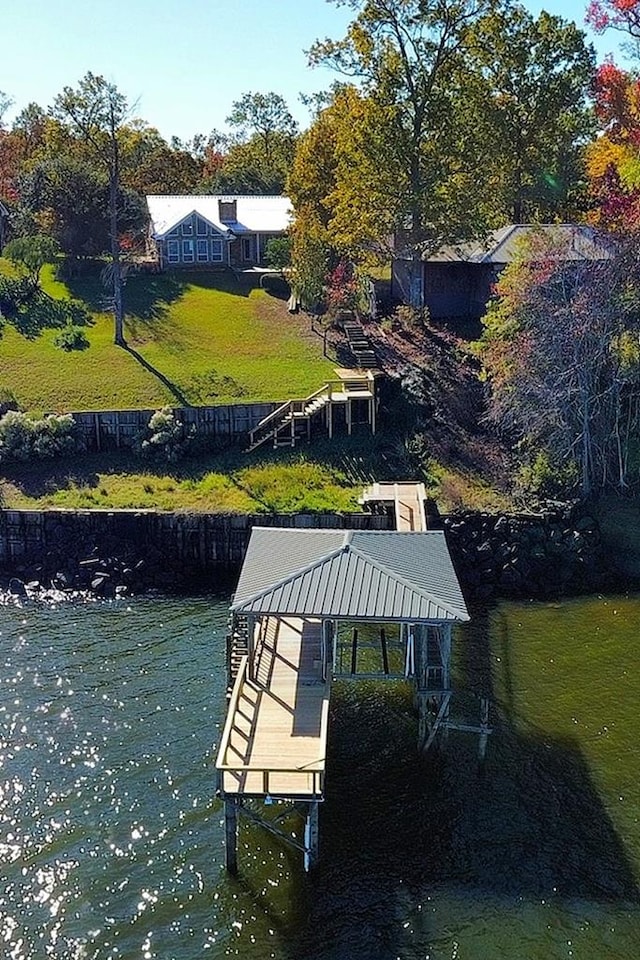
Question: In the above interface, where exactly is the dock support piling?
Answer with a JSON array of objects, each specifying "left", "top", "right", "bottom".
[
  {"left": 304, "top": 801, "right": 319, "bottom": 871},
  {"left": 224, "top": 798, "right": 238, "bottom": 874},
  {"left": 350, "top": 628, "right": 358, "bottom": 675},
  {"left": 380, "top": 628, "right": 389, "bottom": 675}
]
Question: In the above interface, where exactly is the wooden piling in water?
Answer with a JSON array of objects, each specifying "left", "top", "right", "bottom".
[{"left": 224, "top": 799, "right": 238, "bottom": 874}]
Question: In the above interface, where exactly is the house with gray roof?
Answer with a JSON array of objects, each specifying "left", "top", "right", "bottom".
[
  {"left": 392, "top": 224, "right": 612, "bottom": 322},
  {"left": 146, "top": 194, "right": 291, "bottom": 269}
]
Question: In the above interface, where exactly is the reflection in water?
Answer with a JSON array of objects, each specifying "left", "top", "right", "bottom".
[{"left": 0, "top": 593, "right": 639, "bottom": 959}]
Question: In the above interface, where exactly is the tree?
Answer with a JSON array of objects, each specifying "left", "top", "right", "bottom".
[
  {"left": 52, "top": 74, "right": 132, "bottom": 346},
  {"left": 464, "top": 7, "right": 595, "bottom": 221},
  {"left": 16, "top": 154, "right": 146, "bottom": 259},
  {"left": 587, "top": 0, "right": 640, "bottom": 38},
  {"left": 227, "top": 92, "right": 298, "bottom": 167},
  {"left": 3, "top": 234, "right": 60, "bottom": 286},
  {"left": 307, "top": 0, "right": 499, "bottom": 305},
  {"left": 0, "top": 91, "right": 12, "bottom": 128},
  {"left": 481, "top": 229, "right": 640, "bottom": 496}
]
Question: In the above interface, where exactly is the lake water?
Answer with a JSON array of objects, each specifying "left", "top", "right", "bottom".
[{"left": 1, "top": 591, "right": 639, "bottom": 959}]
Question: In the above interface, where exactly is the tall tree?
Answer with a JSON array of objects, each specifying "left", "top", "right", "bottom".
[
  {"left": 465, "top": 7, "right": 595, "bottom": 221},
  {"left": 220, "top": 92, "right": 298, "bottom": 194},
  {"left": 227, "top": 92, "right": 298, "bottom": 167},
  {"left": 481, "top": 229, "right": 640, "bottom": 495},
  {"left": 308, "top": 0, "right": 499, "bottom": 305},
  {"left": 52, "top": 74, "right": 131, "bottom": 346}
]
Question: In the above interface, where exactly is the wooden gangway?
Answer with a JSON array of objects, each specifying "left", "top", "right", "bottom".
[
  {"left": 217, "top": 617, "right": 329, "bottom": 799},
  {"left": 359, "top": 481, "right": 428, "bottom": 532}
]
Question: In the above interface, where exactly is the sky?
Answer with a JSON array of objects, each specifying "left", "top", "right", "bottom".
[{"left": 0, "top": 0, "right": 633, "bottom": 143}]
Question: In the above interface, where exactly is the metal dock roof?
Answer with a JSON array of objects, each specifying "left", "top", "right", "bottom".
[{"left": 231, "top": 528, "right": 469, "bottom": 623}]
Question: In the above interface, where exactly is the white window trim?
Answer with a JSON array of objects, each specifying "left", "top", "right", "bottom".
[
  {"left": 210, "top": 238, "right": 223, "bottom": 262},
  {"left": 196, "top": 217, "right": 208, "bottom": 236},
  {"left": 197, "top": 238, "right": 209, "bottom": 262},
  {"left": 181, "top": 220, "right": 194, "bottom": 236},
  {"left": 167, "top": 239, "right": 179, "bottom": 263},
  {"left": 182, "top": 239, "right": 194, "bottom": 262}
]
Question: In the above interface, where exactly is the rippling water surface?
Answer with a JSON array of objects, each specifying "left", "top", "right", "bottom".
[{"left": 1, "top": 592, "right": 639, "bottom": 959}]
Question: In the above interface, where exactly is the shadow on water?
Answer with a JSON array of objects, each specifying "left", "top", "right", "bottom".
[{"left": 281, "top": 602, "right": 640, "bottom": 960}]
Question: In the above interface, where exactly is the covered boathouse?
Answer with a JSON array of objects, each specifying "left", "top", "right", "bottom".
[{"left": 216, "top": 526, "right": 470, "bottom": 872}]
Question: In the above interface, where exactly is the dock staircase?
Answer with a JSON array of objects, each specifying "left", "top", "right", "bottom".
[
  {"left": 226, "top": 614, "right": 249, "bottom": 694},
  {"left": 247, "top": 370, "right": 377, "bottom": 453}
]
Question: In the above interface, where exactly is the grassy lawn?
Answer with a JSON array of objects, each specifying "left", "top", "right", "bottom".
[
  {"left": 0, "top": 262, "right": 334, "bottom": 413},
  {"left": 0, "top": 438, "right": 386, "bottom": 513}
]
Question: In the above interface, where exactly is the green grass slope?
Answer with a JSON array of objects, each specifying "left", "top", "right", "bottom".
[{"left": 0, "top": 263, "right": 333, "bottom": 412}]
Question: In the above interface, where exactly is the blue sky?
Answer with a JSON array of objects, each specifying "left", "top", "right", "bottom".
[{"left": 1, "top": 0, "right": 630, "bottom": 142}]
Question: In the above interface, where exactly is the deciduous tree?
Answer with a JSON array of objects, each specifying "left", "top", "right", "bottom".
[
  {"left": 52, "top": 73, "right": 132, "bottom": 346},
  {"left": 481, "top": 229, "right": 640, "bottom": 496}
]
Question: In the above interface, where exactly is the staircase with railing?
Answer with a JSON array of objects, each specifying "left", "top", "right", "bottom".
[
  {"left": 246, "top": 372, "right": 376, "bottom": 453},
  {"left": 226, "top": 614, "right": 250, "bottom": 694}
]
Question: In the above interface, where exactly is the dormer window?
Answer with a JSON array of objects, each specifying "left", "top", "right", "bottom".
[{"left": 219, "top": 200, "right": 237, "bottom": 223}]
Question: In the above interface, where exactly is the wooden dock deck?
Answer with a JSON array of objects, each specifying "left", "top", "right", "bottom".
[
  {"left": 360, "top": 481, "right": 428, "bottom": 532},
  {"left": 217, "top": 617, "right": 329, "bottom": 799}
]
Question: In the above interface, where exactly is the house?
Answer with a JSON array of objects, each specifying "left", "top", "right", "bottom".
[
  {"left": 392, "top": 224, "right": 612, "bottom": 321},
  {"left": 0, "top": 200, "right": 9, "bottom": 253},
  {"left": 146, "top": 194, "right": 291, "bottom": 269}
]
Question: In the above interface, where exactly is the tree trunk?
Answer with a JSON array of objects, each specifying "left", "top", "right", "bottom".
[{"left": 109, "top": 136, "right": 125, "bottom": 347}]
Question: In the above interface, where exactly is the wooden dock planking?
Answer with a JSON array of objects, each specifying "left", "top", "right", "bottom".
[
  {"left": 360, "top": 481, "right": 428, "bottom": 532},
  {"left": 218, "top": 617, "right": 329, "bottom": 798}
]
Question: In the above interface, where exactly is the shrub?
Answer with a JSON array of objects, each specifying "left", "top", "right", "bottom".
[
  {"left": 391, "top": 304, "right": 429, "bottom": 332},
  {"left": 136, "top": 407, "right": 194, "bottom": 463},
  {"left": 0, "top": 386, "right": 20, "bottom": 416},
  {"left": 54, "top": 324, "right": 90, "bottom": 351},
  {"left": 0, "top": 411, "right": 81, "bottom": 464}
]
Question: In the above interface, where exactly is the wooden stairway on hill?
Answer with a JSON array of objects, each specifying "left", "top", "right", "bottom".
[{"left": 246, "top": 369, "right": 378, "bottom": 453}]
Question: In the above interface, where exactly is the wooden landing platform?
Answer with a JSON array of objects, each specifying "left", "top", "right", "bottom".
[
  {"left": 217, "top": 617, "right": 329, "bottom": 799},
  {"left": 360, "top": 481, "right": 428, "bottom": 532}
]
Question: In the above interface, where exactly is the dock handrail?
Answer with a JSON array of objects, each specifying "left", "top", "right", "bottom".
[
  {"left": 217, "top": 650, "right": 329, "bottom": 799},
  {"left": 216, "top": 655, "right": 249, "bottom": 768}
]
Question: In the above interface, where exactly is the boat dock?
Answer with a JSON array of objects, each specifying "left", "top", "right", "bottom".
[{"left": 216, "top": 516, "right": 474, "bottom": 873}]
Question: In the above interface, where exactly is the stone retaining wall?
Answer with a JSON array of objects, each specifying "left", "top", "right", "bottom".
[
  {"left": 0, "top": 509, "right": 390, "bottom": 595},
  {"left": 442, "top": 504, "right": 607, "bottom": 599},
  {"left": 0, "top": 503, "right": 611, "bottom": 599}
]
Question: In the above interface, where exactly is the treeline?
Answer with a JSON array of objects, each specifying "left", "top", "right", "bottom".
[{"left": 0, "top": 86, "right": 298, "bottom": 260}]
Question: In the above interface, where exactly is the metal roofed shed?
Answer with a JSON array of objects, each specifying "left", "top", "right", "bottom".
[{"left": 231, "top": 528, "right": 469, "bottom": 623}]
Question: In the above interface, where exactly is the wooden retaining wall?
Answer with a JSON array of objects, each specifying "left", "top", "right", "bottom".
[{"left": 66, "top": 402, "right": 282, "bottom": 451}]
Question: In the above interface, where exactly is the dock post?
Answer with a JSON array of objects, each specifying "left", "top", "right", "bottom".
[
  {"left": 350, "top": 628, "right": 358, "bottom": 675},
  {"left": 304, "top": 801, "right": 319, "bottom": 871},
  {"left": 478, "top": 697, "right": 490, "bottom": 764},
  {"left": 415, "top": 625, "right": 431, "bottom": 753},
  {"left": 380, "top": 628, "right": 389, "bottom": 676},
  {"left": 224, "top": 798, "right": 238, "bottom": 874}
]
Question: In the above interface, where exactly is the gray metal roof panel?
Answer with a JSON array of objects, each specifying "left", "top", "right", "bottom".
[{"left": 231, "top": 528, "right": 468, "bottom": 622}]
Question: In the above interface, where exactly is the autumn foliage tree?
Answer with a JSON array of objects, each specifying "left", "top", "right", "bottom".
[{"left": 482, "top": 229, "right": 640, "bottom": 496}]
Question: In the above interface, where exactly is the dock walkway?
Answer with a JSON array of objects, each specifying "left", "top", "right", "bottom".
[
  {"left": 359, "top": 481, "right": 428, "bottom": 532},
  {"left": 217, "top": 617, "right": 329, "bottom": 799}
]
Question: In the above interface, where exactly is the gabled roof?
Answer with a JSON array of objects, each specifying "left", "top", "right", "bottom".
[
  {"left": 232, "top": 528, "right": 469, "bottom": 623},
  {"left": 146, "top": 194, "right": 292, "bottom": 239},
  {"left": 426, "top": 224, "right": 612, "bottom": 264}
]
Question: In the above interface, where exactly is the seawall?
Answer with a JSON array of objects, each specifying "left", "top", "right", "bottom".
[{"left": 0, "top": 503, "right": 612, "bottom": 599}]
